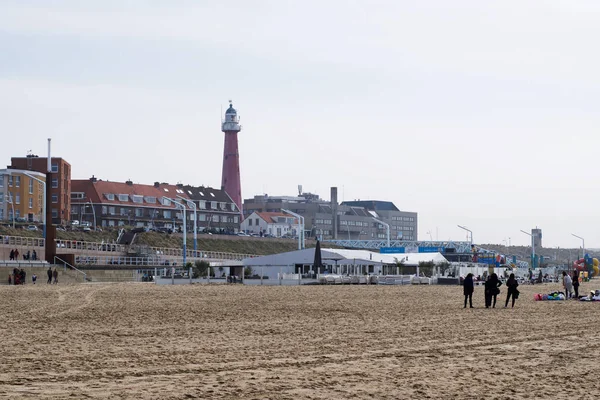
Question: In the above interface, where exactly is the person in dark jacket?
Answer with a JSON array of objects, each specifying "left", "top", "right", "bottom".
[
  {"left": 484, "top": 273, "right": 502, "bottom": 308},
  {"left": 47, "top": 267, "right": 53, "bottom": 284},
  {"left": 505, "top": 273, "right": 519, "bottom": 308},
  {"left": 572, "top": 271, "right": 580, "bottom": 299},
  {"left": 463, "top": 273, "right": 474, "bottom": 308}
]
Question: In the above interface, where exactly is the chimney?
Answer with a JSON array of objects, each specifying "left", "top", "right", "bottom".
[
  {"left": 90, "top": 175, "right": 97, "bottom": 183},
  {"left": 126, "top": 179, "right": 133, "bottom": 186},
  {"left": 154, "top": 182, "right": 160, "bottom": 188},
  {"left": 331, "top": 187, "right": 338, "bottom": 239}
]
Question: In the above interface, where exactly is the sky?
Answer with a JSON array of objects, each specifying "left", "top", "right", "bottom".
[{"left": 1, "top": 0, "right": 599, "bottom": 248}]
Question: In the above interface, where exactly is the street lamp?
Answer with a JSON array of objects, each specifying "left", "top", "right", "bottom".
[
  {"left": 457, "top": 225, "right": 473, "bottom": 246},
  {"left": 572, "top": 233, "right": 585, "bottom": 260},
  {"left": 176, "top": 195, "right": 197, "bottom": 252},
  {"left": 6, "top": 191, "right": 15, "bottom": 229},
  {"left": 372, "top": 217, "right": 390, "bottom": 247},
  {"left": 162, "top": 197, "right": 187, "bottom": 265},
  {"left": 88, "top": 201, "right": 96, "bottom": 231},
  {"left": 282, "top": 209, "right": 304, "bottom": 249},
  {"left": 20, "top": 172, "right": 46, "bottom": 238},
  {"left": 520, "top": 230, "right": 535, "bottom": 268}
]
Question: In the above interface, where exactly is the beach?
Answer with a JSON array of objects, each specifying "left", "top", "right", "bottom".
[{"left": 0, "top": 282, "right": 598, "bottom": 399}]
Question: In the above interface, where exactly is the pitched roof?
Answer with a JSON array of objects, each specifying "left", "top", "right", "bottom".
[
  {"left": 71, "top": 179, "right": 181, "bottom": 208},
  {"left": 247, "top": 212, "right": 298, "bottom": 224}
]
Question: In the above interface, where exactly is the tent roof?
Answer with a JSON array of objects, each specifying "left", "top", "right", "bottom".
[{"left": 242, "top": 248, "right": 447, "bottom": 267}]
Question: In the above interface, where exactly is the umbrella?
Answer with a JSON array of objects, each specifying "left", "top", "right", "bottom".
[{"left": 313, "top": 240, "right": 323, "bottom": 272}]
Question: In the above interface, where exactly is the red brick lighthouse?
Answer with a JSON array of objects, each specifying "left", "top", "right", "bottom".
[{"left": 221, "top": 101, "right": 243, "bottom": 218}]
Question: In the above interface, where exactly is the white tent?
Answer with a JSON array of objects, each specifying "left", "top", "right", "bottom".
[{"left": 242, "top": 248, "right": 448, "bottom": 279}]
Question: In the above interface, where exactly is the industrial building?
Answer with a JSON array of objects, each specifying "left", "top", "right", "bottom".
[{"left": 243, "top": 187, "right": 418, "bottom": 240}]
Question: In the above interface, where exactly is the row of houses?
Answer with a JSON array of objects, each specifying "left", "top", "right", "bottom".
[{"left": 1, "top": 155, "right": 419, "bottom": 240}]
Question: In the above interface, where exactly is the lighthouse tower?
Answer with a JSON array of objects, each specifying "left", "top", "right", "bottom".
[{"left": 221, "top": 101, "right": 243, "bottom": 218}]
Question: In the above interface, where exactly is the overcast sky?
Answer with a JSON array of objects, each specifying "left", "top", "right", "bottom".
[{"left": 1, "top": 1, "right": 599, "bottom": 248}]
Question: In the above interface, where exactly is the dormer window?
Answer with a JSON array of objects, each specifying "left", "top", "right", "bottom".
[
  {"left": 118, "top": 194, "right": 129, "bottom": 202},
  {"left": 105, "top": 193, "right": 115, "bottom": 201}
]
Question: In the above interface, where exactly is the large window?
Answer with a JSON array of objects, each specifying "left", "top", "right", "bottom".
[
  {"left": 132, "top": 195, "right": 143, "bottom": 204},
  {"left": 28, "top": 178, "right": 33, "bottom": 194},
  {"left": 144, "top": 196, "right": 156, "bottom": 204},
  {"left": 51, "top": 208, "right": 58, "bottom": 218},
  {"left": 51, "top": 178, "right": 58, "bottom": 188},
  {"left": 163, "top": 210, "right": 171, "bottom": 219},
  {"left": 0, "top": 177, "right": 3, "bottom": 188},
  {"left": 28, "top": 198, "right": 33, "bottom": 209},
  {"left": 135, "top": 208, "right": 143, "bottom": 217},
  {"left": 118, "top": 194, "right": 129, "bottom": 202},
  {"left": 108, "top": 206, "right": 115, "bottom": 215},
  {"left": 52, "top": 194, "right": 58, "bottom": 203},
  {"left": 105, "top": 193, "right": 115, "bottom": 201},
  {"left": 51, "top": 164, "right": 58, "bottom": 173},
  {"left": 15, "top": 176, "right": 20, "bottom": 187},
  {"left": 15, "top": 194, "right": 20, "bottom": 205}
]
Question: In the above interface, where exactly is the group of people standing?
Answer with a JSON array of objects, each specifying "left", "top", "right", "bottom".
[
  {"left": 8, "top": 249, "right": 38, "bottom": 261},
  {"left": 463, "top": 273, "right": 520, "bottom": 309},
  {"left": 6, "top": 267, "right": 58, "bottom": 285},
  {"left": 562, "top": 270, "right": 580, "bottom": 299}
]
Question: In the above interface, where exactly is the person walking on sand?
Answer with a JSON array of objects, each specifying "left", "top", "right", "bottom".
[
  {"left": 47, "top": 267, "right": 53, "bottom": 284},
  {"left": 572, "top": 271, "right": 580, "bottom": 299},
  {"left": 32, "top": 274, "right": 37, "bottom": 284},
  {"left": 562, "top": 271, "right": 573, "bottom": 299},
  {"left": 485, "top": 273, "right": 502, "bottom": 308},
  {"left": 14, "top": 249, "right": 19, "bottom": 260},
  {"left": 505, "top": 273, "right": 519, "bottom": 308},
  {"left": 52, "top": 268, "right": 58, "bottom": 284},
  {"left": 463, "top": 273, "right": 475, "bottom": 308},
  {"left": 9, "top": 249, "right": 14, "bottom": 261}
]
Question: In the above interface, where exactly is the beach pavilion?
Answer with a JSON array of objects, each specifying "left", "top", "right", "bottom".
[{"left": 242, "top": 248, "right": 448, "bottom": 279}]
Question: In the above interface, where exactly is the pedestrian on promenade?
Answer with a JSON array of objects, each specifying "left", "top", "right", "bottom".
[
  {"left": 463, "top": 273, "right": 474, "bottom": 308},
  {"left": 14, "top": 249, "right": 19, "bottom": 260},
  {"left": 504, "top": 273, "right": 519, "bottom": 308}
]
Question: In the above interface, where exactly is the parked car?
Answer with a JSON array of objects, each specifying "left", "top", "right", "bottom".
[
  {"left": 71, "top": 220, "right": 80, "bottom": 226},
  {"left": 237, "top": 232, "right": 250, "bottom": 237},
  {"left": 26, "top": 225, "right": 38, "bottom": 231},
  {"left": 82, "top": 226, "right": 92, "bottom": 232}
]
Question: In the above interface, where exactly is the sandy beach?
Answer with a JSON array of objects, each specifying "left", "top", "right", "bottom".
[{"left": 0, "top": 282, "right": 598, "bottom": 399}]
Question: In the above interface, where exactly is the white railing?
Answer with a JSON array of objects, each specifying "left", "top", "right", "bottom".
[
  {"left": 145, "top": 246, "right": 256, "bottom": 261},
  {"left": 56, "top": 239, "right": 126, "bottom": 253},
  {"left": 1, "top": 235, "right": 45, "bottom": 248},
  {"left": 54, "top": 256, "right": 88, "bottom": 282},
  {"left": 0, "top": 260, "right": 48, "bottom": 267}
]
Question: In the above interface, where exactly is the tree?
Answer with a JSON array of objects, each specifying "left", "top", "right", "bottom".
[{"left": 193, "top": 260, "right": 212, "bottom": 278}]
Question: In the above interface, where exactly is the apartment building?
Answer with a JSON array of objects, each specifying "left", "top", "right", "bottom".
[
  {"left": 70, "top": 177, "right": 241, "bottom": 232},
  {"left": 9, "top": 155, "right": 71, "bottom": 225},
  {"left": 0, "top": 169, "right": 46, "bottom": 222}
]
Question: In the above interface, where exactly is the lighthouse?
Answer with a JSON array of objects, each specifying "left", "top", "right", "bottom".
[{"left": 221, "top": 101, "right": 243, "bottom": 218}]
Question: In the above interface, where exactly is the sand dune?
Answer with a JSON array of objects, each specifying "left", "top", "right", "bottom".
[{"left": 0, "top": 282, "right": 598, "bottom": 399}]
